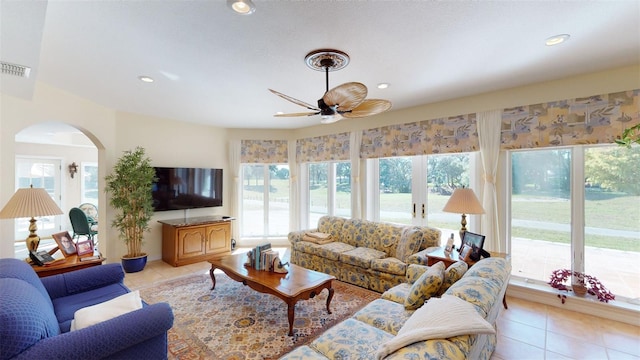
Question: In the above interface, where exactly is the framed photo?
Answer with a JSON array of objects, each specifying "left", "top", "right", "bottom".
[
  {"left": 461, "top": 231, "right": 486, "bottom": 261},
  {"left": 459, "top": 244, "right": 473, "bottom": 262},
  {"left": 76, "top": 240, "right": 94, "bottom": 256},
  {"left": 52, "top": 231, "right": 76, "bottom": 257}
]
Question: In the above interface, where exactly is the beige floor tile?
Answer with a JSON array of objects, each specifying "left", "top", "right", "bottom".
[
  {"left": 493, "top": 334, "right": 546, "bottom": 360},
  {"left": 500, "top": 296, "right": 547, "bottom": 330},
  {"left": 601, "top": 332, "right": 640, "bottom": 357},
  {"left": 497, "top": 317, "right": 546, "bottom": 349},
  {"left": 545, "top": 350, "right": 575, "bottom": 359},
  {"left": 607, "top": 348, "right": 640, "bottom": 360},
  {"left": 545, "top": 332, "right": 609, "bottom": 359}
]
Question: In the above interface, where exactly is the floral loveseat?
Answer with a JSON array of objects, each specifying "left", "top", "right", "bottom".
[
  {"left": 280, "top": 257, "right": 511, "bottom": 360},
  {"left": 289, "top": 216, "right": 442, "bottom": 292}
]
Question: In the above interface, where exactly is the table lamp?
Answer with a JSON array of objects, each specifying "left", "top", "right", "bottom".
[
  {"left": 442, "top": 187, "right": 485, "bottom": 242},
  {"left": 0, "top": 185, "right": 64, "bottom": 252}
]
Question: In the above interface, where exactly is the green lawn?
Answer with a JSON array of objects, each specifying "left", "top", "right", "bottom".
[{"left": 244, "top": 180, "right": 639, "bottom": 252}]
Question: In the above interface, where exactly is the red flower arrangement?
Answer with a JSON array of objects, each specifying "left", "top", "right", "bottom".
[{"left": 548, "top": 269, "right": 615, "bottom": 303}]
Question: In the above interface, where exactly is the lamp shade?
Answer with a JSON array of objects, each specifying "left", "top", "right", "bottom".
[
  {"left": 0, "top": 186, "right": 63, "bottom": 219},
  {"left": 442, "top": 188, "right": 485, "bottom": 215}
]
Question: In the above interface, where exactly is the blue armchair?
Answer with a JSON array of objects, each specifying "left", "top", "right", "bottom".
[{"left": 0, "top": 258, "right": 173, "bottom": 359}]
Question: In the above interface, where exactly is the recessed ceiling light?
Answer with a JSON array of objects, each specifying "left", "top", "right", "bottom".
[
  {"left": 227, "top": 0, "right": 256, "bottom": 15},
  {"left": 545, "top": 34, "right": 570, "bottom": 46},
  {"left": 138, "top": 76, "right": 154, "bottom": 83},
  {"left": 377, "top": 83, "right": 389, "bottom": 89},
  {"left": 276, "top": 111, "right": 284, "bottom": 115}
]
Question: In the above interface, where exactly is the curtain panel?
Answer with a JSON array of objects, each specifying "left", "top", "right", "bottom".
[
  {"left": 240, "top": 140, "right": 288, "bottom": 163},
  {"left": 360, "top": 113, "right": 479, "bottom": 159},
  {"left": 228, "top": 140, "right": 242, "bottom": 240},
  {"left": 296, "top": 132, "right": 350, "bottom": 163},
  {"left": 500, "top": 89, "right": 640, "bottom": 149}
]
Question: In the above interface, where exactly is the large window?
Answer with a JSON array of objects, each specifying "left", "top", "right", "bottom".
[
  {"left": 241, "top": 164, "right": 289, "bottom": 238},
  {"left": 307, "top": 161, "right": 351, "bottom": 225},
  {"left": 510, "top": 145, "right": 640, "bottom": 300}
]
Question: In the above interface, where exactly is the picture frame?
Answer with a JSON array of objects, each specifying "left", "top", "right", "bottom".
[
  {"left": 76, "top": 240, "right": 94, "bottom": 256},
  {"left": 52, "top": 231, "right": 76, "bottom": 257},
  {"left": 459, "top": 244, "right": 473, "bottom": 262},
  {"left": 461, "top": 231, "right": 486, "bottom": 261}
]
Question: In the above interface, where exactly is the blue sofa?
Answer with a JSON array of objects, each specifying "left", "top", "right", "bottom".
[{"left": 0, "top": 258, "right": 173, "bottom": 360}]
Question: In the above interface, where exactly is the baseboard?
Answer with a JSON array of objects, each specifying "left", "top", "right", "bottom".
[{"left": 507, "top": 278, "right": 640, "bottom": 326}]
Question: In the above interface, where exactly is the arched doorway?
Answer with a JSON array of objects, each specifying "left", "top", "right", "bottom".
[{"left": 11, "top": 122, "right": 99, "bottom": 259}]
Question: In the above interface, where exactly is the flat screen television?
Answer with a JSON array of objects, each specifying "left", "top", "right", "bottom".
[{"left": 152, "top": 167, "right": 223, "bottom": 211}]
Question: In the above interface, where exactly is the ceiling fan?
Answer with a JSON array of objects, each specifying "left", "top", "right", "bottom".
[{"left": 269, "top": 49, "right": 392, "bottom": 124}]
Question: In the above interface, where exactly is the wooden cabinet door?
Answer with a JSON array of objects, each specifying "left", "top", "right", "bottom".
[
  {"left": 177, "top": 227, "right": 207, "bottom": 260},
  {"left": 206, "top": 224, "right": 230, "bottom": 255}
]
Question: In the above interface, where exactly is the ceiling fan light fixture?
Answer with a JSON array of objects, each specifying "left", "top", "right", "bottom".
[
  {"left": 377, "top": 83, "right": 389, "bottom": 89},
  {"left": 227, "top": 0, "right": 255, "bottom": 15},
  {"left": 545, "top": 34, "right": 570, "bottom": 46},
  {"left": 320, "top": 115, "right": 339, "bottom": 124}
]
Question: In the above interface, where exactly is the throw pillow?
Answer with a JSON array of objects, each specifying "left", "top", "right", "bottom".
[
  {"left": 375, "top": 294, "right": 495, "bottom": 360},
  {"left": 395, "top": 227, "right": 423, "bottom": 262},
  {"left": 437, "top": 261, "right": 469, "bottom": 296},
  {"left": 70, "top": 290, "right": 142, "bottom": 331},
  {"left": 404, "top": 261, "right": 444, "bottom": 310}
]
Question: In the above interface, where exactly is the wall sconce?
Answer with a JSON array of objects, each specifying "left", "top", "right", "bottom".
[{"left": 68, "top": 162, "right": 78, "bottom": 178}]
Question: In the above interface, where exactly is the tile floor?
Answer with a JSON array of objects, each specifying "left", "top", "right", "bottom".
[{"left": 124, "top": 257, "right": 640, "bottom": 360}]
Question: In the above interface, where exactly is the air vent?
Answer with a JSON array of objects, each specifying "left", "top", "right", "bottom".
[{"left": 1, "top": 61, "right": 31, "bottom": 78}]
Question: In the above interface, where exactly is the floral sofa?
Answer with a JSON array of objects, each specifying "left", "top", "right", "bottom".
[
  {"left": 289, "top": 216, "right": 442, "bottom": 292},
  {"left": 280, "top": 257, "right": 511, "bottom": 360}
]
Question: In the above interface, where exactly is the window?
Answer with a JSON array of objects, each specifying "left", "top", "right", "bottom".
[
  {"left": 509, "top": 145, "right": 640, "bottom": 301},
  {"left": 241, "top": 164, "right": 289, "bottom": 238},
  {"left": 306, "top": 161, "right": 351, "bottom": 225},
  {"left": 81, "top": 162, "right": 98, "bottom": 205}
]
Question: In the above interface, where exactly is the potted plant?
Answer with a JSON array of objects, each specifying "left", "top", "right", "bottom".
[
  {"left": 615, "top": 122, "right": 640, "bottom": 148},
  {"left": 548, "top": 269, "right": 615, "bottom": 304},
  {"left": 105, "top": 147, "right": 157, "bottom": 273}
]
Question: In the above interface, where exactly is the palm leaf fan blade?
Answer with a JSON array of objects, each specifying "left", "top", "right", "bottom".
[
  {"left": 269, "top": 89, "right": 319, "bottom": 111},
  {"left": 342, "top": 99, "right": 392, "bottom": 118},
  {"left": 323, "top": 82, "right": 367, "bottom": 111},
  {"left": 274, "top": 112, "right": 320, "bottom": 117}
]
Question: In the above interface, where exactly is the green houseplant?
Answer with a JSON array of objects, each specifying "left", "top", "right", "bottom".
[{"left": 105, "top": 146, "right": 156, "bottom": 272}]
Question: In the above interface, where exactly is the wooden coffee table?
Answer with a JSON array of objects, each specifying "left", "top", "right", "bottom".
[{"left": 208, "top": 253, "right": 335, "bottom": 336}]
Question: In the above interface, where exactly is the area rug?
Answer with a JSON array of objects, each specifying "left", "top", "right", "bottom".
[{"left": 139, "top": 272, "right": 380, "bottom": 360}]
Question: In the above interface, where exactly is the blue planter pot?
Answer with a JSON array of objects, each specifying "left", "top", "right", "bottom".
[{"left": 121, "top": 254, "right": 147, "bottom": 273}]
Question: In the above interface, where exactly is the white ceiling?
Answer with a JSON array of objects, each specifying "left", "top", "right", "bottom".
[{"left": 1, "top": 1, "right": 639, "bottom": 131}]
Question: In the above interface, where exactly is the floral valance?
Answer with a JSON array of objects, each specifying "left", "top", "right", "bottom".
[
  {"left": 501, "top": 89, "right": 640, "bottom": 149},
  {"left": 360, "top": 113, "right": 479, "bottom": 159},
  {"left": 297, "top": 132, "right": 350, "bottom": 163},
  {"left": 240, "top": 140, "right": 288, "bottom": 163}
]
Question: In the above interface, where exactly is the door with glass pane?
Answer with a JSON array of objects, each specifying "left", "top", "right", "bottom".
[
  {"left": 377, "top": 154, "right": 471, "bottom": 238},
  {"left": 241, "top": 164, "right": 290, "bottom": 238}
]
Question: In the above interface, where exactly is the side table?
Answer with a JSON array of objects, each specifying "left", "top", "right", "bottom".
[{"left": 33, "top": 254, "right": 106, "bottom": 277}]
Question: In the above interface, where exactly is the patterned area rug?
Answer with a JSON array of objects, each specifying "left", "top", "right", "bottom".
[{"left": 139, "top": 272, "right": 380, "bottom": 360}]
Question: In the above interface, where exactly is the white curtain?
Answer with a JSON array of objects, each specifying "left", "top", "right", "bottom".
[
  {"left": 477, "top": 109, "right": 502, "bottom": 252},
  {"left": 350, "top": 131, "right": 362, "bottom": 219},
  {"left": 288, "top": 140, "right": 300, "bottom": 231},
  {"left": 228, "top": 140, "right": 241, "bottom": 243}
]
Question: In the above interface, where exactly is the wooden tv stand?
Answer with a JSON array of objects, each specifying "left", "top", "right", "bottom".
[{"left": 160, "top": 216, "right": 232, "bottom": 267}]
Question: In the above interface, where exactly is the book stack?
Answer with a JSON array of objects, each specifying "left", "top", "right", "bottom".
[{"left": 247, "top": 243, "right": 280, "bottom": 271}]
